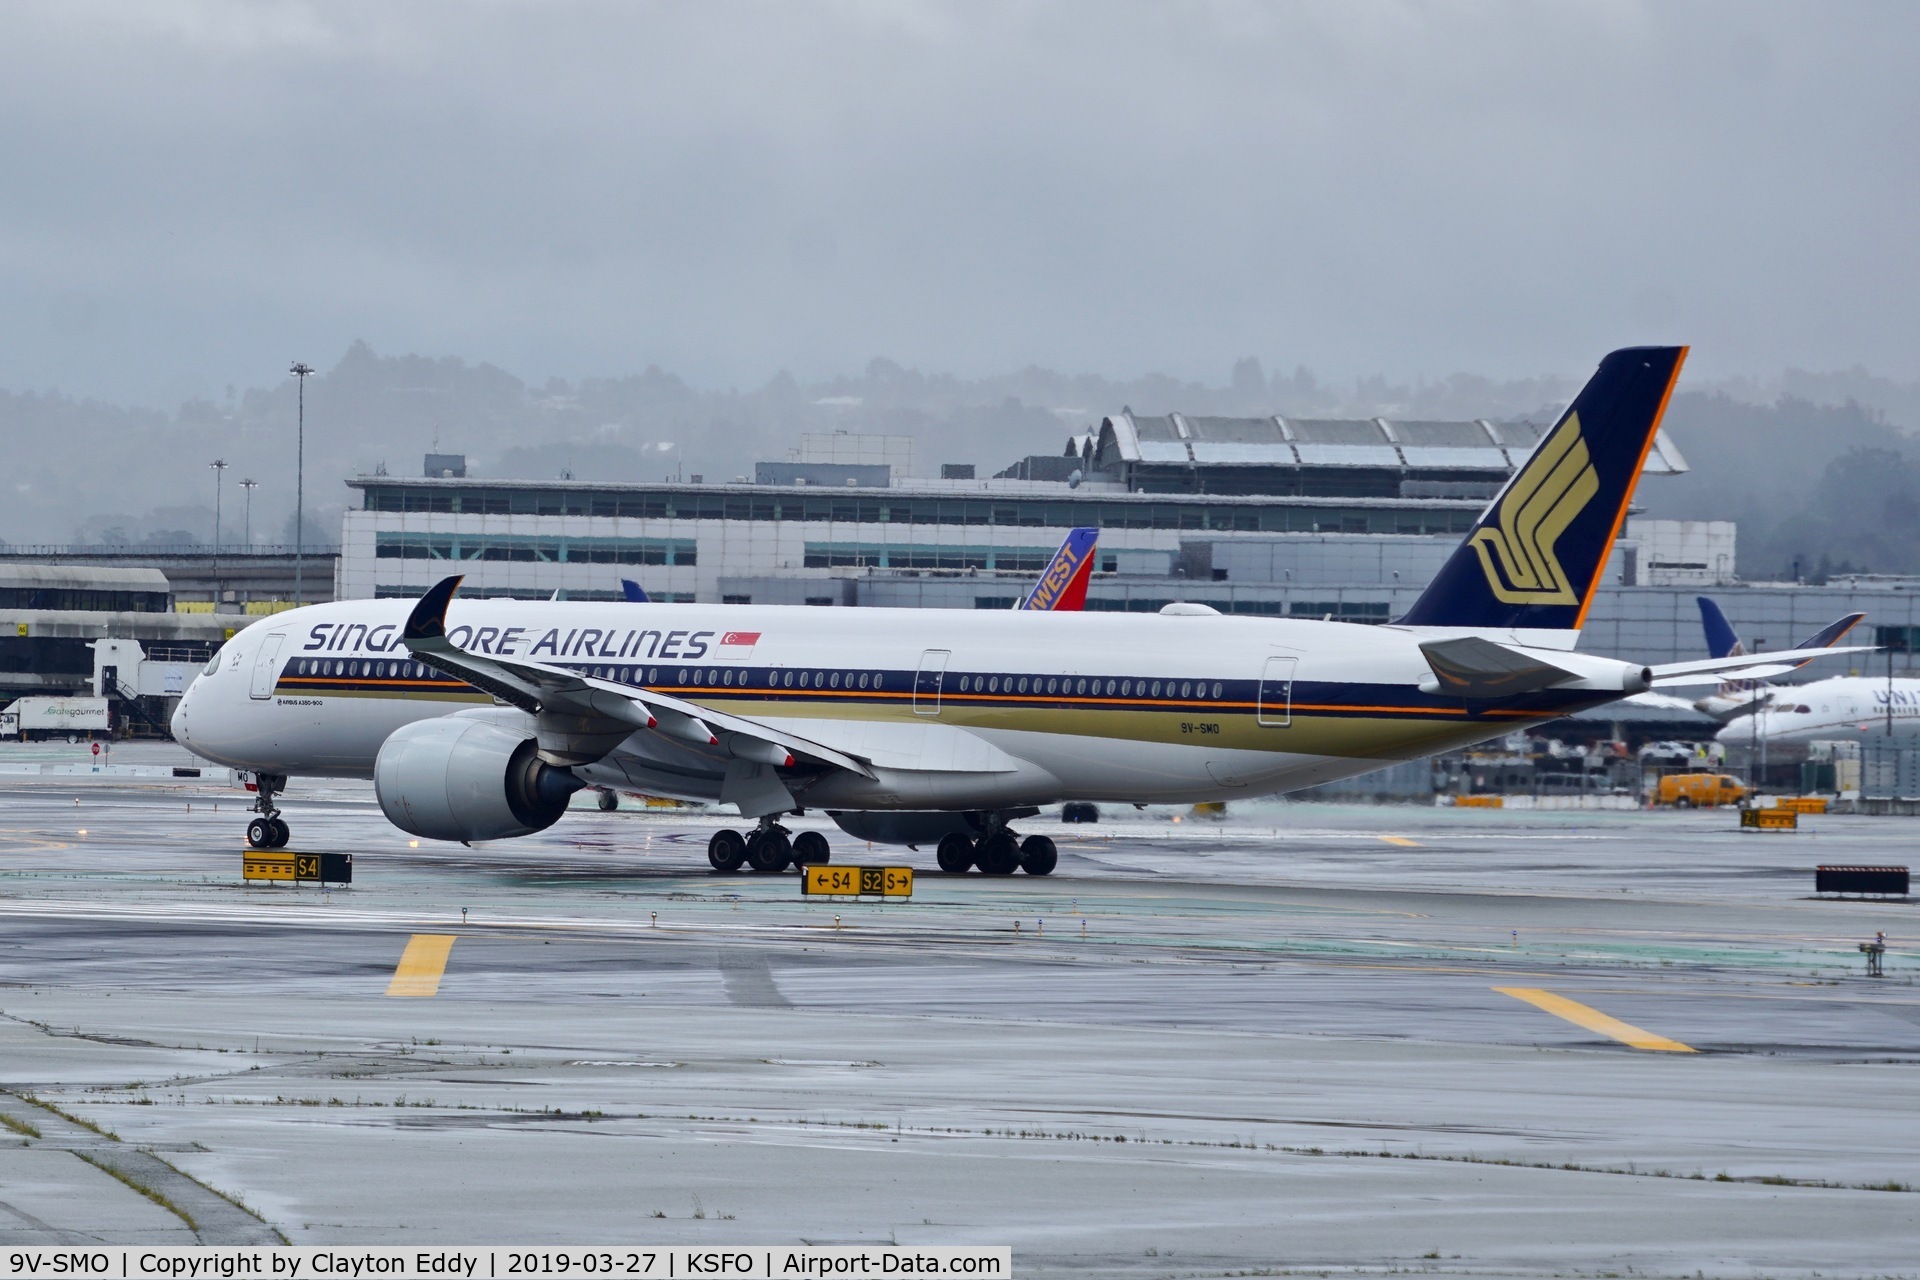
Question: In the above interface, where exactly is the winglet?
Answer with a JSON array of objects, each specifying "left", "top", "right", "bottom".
[
  {"left": 404, "top": 575, "right": 464, "bottom": 643},
  {"left": 621, "top": 578, "right": 650, "bottom": 603},
  {"left": 1799, "top": 611, "right": 1867, "bottom": 653}
]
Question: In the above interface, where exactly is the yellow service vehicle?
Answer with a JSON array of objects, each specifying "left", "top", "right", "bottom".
[{"left": 1656, "top": 772, "right": 1748, "bottom": 808}]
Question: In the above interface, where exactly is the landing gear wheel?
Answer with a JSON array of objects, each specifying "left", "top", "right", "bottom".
[
  {"left": 1019, "top": 834, "right": 1057, "bottom": 876},
  {"left": 977, "top": 831, "right": 1021, "bottom": 876},
  {"left": 597, "top": 788, "right": 619, "bottom": 811},
  {"left": 708, "top": 829, "right": 747, "bottom": 873},
  {"left": 746, "top": 830, "right": 792, "bottom": 874},
  {"left": 792, "top": 831, "right": 831, "bottom": 866},
  {"left": 246, "top": 771, "right": 289, "bottom": 851},
  {"left": 936, "top": 833, "right": 975, "bottom": 874}
]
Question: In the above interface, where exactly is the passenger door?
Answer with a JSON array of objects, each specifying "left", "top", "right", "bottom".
[
  {"left": 249, "top": 633, "right": 287, "bottom": 701},
  {"left": 1257, "top": 654, "right": 1296, "bottom": 727},
  {"left": 914, "top": 649, "right": 951, "bottom": 716}
]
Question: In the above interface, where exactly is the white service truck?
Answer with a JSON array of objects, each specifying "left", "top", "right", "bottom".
[{"left": 3, "top": 696, "right": 111, "bottom": 738}]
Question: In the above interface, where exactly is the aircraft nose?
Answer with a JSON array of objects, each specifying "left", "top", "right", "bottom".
[{"left": 170, "top": 685, "right": 192, "bottom": 746}]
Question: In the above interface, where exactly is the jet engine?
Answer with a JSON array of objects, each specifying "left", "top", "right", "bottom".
[{"left": 374, "top": 717, "right": 583, "bottom": 842}]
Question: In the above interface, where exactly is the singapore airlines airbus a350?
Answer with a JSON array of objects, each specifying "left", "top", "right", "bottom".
[{"left": 171, "top": 347, "right": 1861, "bottom": 876}]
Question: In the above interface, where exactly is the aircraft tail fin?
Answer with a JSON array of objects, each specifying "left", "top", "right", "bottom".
[
  {"left": 621, "top": 578, "right": 650, "bottom": 603},
  {"left": 1698, "top": 597, "right": 1744, "bottom": 659},
  {"left": 1397, "top": 346, "right": 1688, "bottom": 635},
  {"left": 1019, "top": 527, "right": 1099, "bottom": 611}
]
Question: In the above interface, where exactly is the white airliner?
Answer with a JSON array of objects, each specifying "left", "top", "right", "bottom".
[
  {"left": 171, "top": 347, "right": 1862, "bottom": 876},
  {"left": 1716, "top": 677, "right": 1920, "bottom": 757}
]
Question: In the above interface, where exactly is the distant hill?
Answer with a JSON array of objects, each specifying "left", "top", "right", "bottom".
[{"left": 4, "top": 341, "right": 1917, "bottom": 584}]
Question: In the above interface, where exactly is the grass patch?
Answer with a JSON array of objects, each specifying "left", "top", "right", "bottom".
[
  {"left": 148, "top": 1153, "right": 288, "bottom": 1243},
  {"left": 71, "top": 1151, "right": 197, "bottom": 1232},
  {"left": 21, "top": 1094, "right": 120, "bottom": 1141},
  {"left": 0, "top": 1112, "right": 40, "bottom": 1139}
]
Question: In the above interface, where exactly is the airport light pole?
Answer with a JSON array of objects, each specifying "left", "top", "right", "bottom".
[
  {"left": 290, "top": 362, "right": 314, "bottom": 605},
  {"left": 240, "top": 478, "right": 257, "bottom": 548},
  {"left": 210, "top": 458, "right": 227, "bottom": 549},
  {"left": 210, "top": 459, "right": 227, "bottom": 610}
]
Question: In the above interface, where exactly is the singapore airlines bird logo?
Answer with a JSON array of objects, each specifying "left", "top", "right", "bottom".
[{"left": 1468, "top": 413, "right": 1598, "bottom": 605}]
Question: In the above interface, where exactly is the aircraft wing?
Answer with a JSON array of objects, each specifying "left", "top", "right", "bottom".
[{"left": 400, "top": 576, "right": 874, "bottom": 778}]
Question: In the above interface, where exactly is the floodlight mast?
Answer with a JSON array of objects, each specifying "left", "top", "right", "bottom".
[
  {"left": 290, "top": 362, "right": 314, "bottom": 605},
  {"left": 210, "top": 459, "right": 227, "bottom": 608},
  {"left": 239, "top": 479, "right": 257, "bottom": 548}
]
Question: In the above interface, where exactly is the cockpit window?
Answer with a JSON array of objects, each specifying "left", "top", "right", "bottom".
[
  {"left": 1796, "top": 705, "right": 1812, "bottom": 714},
  {"left": 203, "top": 650, "right": 223, "bottom": 676}
]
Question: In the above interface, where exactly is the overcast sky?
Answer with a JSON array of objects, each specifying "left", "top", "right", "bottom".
[{"left": 3, "top": 0, "right": 1915, "bottom": 405}]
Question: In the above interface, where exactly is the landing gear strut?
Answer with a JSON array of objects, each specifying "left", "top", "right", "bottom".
[
  {"left": 245, "top": 772, "right": 290, "bottom": 849},
  {"left": 706, "top": 819, "right": 832, "bottom": 874},
  {"left": 936, "top": 818, "right": 1056, "bottom": 875}
]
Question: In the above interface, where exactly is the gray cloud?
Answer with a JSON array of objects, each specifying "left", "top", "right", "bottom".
[{"left": 1, "top": 0, "right": 1916, "bottom": 404}]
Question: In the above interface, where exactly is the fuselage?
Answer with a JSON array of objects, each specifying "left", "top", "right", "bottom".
[
  {"left": 1718, "top": 676, "right": 1920, "bottom": 755},
  {"left": 173, "top": 598, "right": 1620, "bottom": 811}
]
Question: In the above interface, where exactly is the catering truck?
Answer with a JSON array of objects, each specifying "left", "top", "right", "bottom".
[{"left": 2, "top": 696, "right": 111, "bottom": 739}]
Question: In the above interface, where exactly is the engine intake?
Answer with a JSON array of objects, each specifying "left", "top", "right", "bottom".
[{"left": 374, "top": 717, "right": 582, "bottom": 842}]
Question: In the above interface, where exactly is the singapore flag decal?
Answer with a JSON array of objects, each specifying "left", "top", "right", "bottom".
[{"left": 716, "top": 630, "right": 761, "bottom": 656}]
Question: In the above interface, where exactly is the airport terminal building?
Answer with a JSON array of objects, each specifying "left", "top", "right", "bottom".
[{"left": 333, "top": 419, "right": 1920, "bottom": 671}]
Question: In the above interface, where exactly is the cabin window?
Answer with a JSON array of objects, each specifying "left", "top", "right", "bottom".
[
  {"left": 829, "top": 672, "right": 841, "bottom": 689},
  {"left": 1045, "top": 678, "right": 1057, "bottom": 694},
  {"left": 859, "top": 673, "right": 870, "bottom": 689},
  {"left": 872, "top": 673, "right": 883, "bottom": 688},
  {"left": 1018, "top": 677, "right": 1030, "bottom": 693},
  {"left": 958, "top": 676, "right": 969, "bottom": 692},
  {"left": 1076, "top": 679, "right": 1087, "bottom": 695}
]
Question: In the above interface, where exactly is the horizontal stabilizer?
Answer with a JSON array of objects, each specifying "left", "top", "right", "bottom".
[
  {"left": 1648, "top": 643, "right": 1872, "bottom": 688},
  {"left": 1419, "top": 636, "right": 1577, "bottom": 699}
]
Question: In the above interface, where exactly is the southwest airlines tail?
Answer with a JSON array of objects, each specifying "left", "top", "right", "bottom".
[
  {"left": 1397, "top": 345, "right": 1688, "bottom": 636},
  {"left": 1019, "top": 527, "right": 1099, "bottom": 611}
]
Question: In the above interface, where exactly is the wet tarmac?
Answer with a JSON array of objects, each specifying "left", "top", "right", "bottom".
[{"left": 1, "top": 742, "right": 1916, "bottom": 1274}]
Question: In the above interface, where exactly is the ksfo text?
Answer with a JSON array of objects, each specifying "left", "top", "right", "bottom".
[{"left": 0, "top": 1249, "right": 1008, "bottom": 1279}]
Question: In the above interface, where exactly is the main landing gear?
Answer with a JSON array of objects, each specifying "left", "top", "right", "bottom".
[
  {"left": 245, "top": 772, "right": 291, "bottom": 849},
  {"left": 707, "top": 819, "right": 833, "bottom": 875},
  {"left": 935, "top": 827, "right": 1056, "bottom": 876}
]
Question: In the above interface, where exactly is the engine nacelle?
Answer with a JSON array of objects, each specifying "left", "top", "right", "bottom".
[{"left": 374, "top": 717, "right": 583, "bottom": 842}]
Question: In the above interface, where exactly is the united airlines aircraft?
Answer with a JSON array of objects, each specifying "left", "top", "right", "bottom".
[{"left": 171, "top": 347, "right": 1861, "bottom": 875}]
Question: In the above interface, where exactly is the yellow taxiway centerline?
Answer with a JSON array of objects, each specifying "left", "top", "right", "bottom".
[
  {"left": 1494, "top": 986, "right": 1695, "bottom": 1053},
  {"left": 386, "top": 934, "right": 458, "bottom": 998}
]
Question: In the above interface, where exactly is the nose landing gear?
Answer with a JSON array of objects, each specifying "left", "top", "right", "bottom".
[{"left": 245, "top": 772, "right": 290, "bottom": 849}]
